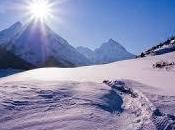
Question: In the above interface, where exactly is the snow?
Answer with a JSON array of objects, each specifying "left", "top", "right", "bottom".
[
  {"left": 0, "top": 81, "right": 126, "bottom": 130},
  {"left": 0, "top": 52, "right": 175, "bottom": 130},
  {"left": 0, "top": 80, "right": 174, "bottom": 130},
  {"left": 1, "top": 51, "right": 175, "bottom": 95}
]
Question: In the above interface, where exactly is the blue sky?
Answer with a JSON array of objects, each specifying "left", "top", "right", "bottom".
[{"left": 0, "top": 0, "right": 175, "bottom": 54}]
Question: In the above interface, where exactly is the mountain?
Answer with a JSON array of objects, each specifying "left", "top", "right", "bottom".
[
  {"left": 0, "top": 46, "right": 35, "bottom": 70},
  {"left": 94, "top": 39, "right": 135, "bottom": 64},
  {"left": 138, "top": 36, "right": 175, "bottom": 57},
  {"left": 0, "top": 22, "right": 22, "bottom": 44},
  {"left": 0, "top": 21, "right": 91, "bottom": 67},
  {"left": 77, "top": 39, "right": 135, "bottom": 64},
  {"left": 0, "top": 22, "right": 135, "bottom": 68}
]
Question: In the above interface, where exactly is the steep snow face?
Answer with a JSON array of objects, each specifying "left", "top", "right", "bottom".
[
  {"left": 0, "top": 22, "right": 22, "bottom": 44},
  {"left": 94, "top": 39, "right": 135, "bottom": 64},
  {"left": 77, "top": 39, "right": 135, "bottom": 64},
  {"left": 0, "top": 21, "right": 91, "bottom": 66}
]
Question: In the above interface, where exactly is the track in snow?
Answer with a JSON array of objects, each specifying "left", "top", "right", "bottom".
[{"left": 104, "top": 80, "right": 175, "bottom": 130}]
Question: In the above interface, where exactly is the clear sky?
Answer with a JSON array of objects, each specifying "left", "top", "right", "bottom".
[{"left": 0, "top": 0, "right": 175, "bottom": 54}]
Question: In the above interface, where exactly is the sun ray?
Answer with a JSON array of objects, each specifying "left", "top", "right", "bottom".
[{"left": 26, "top": 0, "right": 54, "bottom": 22}]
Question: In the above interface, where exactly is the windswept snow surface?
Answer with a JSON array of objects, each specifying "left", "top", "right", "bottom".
[
  {"left": 0, "top": 80, "right": 175, "bottom": 130},
  {"left": 0, "top": 52, "right": 175, "bottom": 130},
  {"left": 0, "top": 81, "right": 125, "bottom": 130}
]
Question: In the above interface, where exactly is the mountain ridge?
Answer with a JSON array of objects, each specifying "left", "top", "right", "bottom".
[
  {"left": 77, "top": 39, "right": 135, "bottom": 64},
  {"left": 0, "top": 21, "right": 91, "bottom": 68}
]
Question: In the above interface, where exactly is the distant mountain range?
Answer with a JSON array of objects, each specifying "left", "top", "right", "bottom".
[
  {"left": 77, "top": 39, "right": 135, "bottom": 64},
  {"left": 0, "top": 21, "right": 135, "bottom": 69}
]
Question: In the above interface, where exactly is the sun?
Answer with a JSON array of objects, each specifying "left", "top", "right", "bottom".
[{"left": 27, "top": 0, "right": 53, "bottom": 21}]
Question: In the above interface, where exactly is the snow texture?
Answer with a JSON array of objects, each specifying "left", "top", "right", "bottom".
[{"left": 0, "top": 80, "right": 175, "bottom": 130}]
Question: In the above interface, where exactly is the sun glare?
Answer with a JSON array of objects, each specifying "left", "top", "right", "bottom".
[{"left": 28, "top": 0, "right": 53, "bottom": 21}]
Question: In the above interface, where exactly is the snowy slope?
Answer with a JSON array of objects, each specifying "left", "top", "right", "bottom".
[
  {"left": 1, "top": 51, "right": 175, "bottom": 95},
  {"left": 0, "top": 49, "right": 175, "bottom": 130},
  {"left": 77, "top": 39, "right": 135, "bottom": 64}
]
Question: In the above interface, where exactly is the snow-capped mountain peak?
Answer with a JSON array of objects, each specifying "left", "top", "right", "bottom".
[
  {"left": 0, "top": 21, "right": 91, "bottom": 67},
  {"left": 77, "top": 39, "right": 135, "bottom": 64},
  {"left": 97, "top": 38, "right": 126, "bottom": 52},
  {"left": 94, "top": 39, "right": 135, "bottom": 64},
  {"left": 107, "top": 38, "right": 121, "bottom": 45}
]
